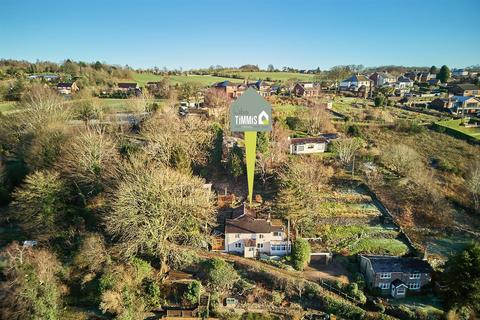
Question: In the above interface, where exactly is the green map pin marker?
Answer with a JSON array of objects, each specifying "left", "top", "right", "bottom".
[
  {"left": 244, "top": 131, "right": 257, "bottom": 205},
  {"left": 230, "top": 88, "right": 272, "bottom": 206}
]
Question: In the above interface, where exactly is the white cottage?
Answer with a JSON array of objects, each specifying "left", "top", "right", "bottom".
[
  {"left": 224, "top": 205, "right": 290, "bottom": 258},
  {"left": 289, "top": 137, "right": 328, "bottom": 154}
]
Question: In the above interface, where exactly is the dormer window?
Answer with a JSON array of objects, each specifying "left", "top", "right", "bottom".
[
  {"left": 379, "top": 273, "right": 391, "bottom": 279},
  {"left": 409, "top": 273, "right": 421, "bottom": 279}
]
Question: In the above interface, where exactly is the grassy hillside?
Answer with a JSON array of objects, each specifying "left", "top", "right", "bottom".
[
  {"left": 222, "top": 71, "right": 316, "bottom": 82},
  {"left": 0, "top": 101, "right": 18, "bottom": 113},
  {"left": 132, "top": 71, "right": 316, "bottom": 87},
  {"left": 132, "top": 73, "right": 243, "bottom": 87}
]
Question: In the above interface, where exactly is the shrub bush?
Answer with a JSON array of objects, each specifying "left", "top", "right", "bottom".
[{"left": 291, "top": 239, "right": 311, "bottom": 271}]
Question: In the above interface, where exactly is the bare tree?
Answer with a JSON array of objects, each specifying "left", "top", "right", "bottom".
[
  {"left": 277, "top": 157, "right": 334, "bottom": 235},
  {"left": 466, "top": 164, "right": 480, "bottom": 211},
  {"left": 302, "top": 106, "right": 336, "bottom": 135},
  {"left": 381, "top": 144, "right": 423, "bottom": 177},
  {"left": 332, "top": 137, "right": 364, "bottom": 167},
  {"left": 58, "top": 128, "right": 120, "bottom": 197},
  {"left": 105, "top": 162, "right": 216, "bottom": 269},
  {"left": 11, "top": 170, "right": 69, "bottom": 239},
  {"left": 141, "top": 108, "right": 214, "bottom": 169}
]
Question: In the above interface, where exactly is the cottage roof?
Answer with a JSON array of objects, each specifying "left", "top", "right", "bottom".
[
  {"left": 397, "top": 76, "right": 413, "bottom": 83},
  {"left": 363, "top": 255, "right": 432, "bottom": 274},
  {"left": 343, "top": 75, "right": 371, "bottom": 83},
  {"left": 225, "top": 216, "right": 284, "bottom": 234},
  {"left": 118, "top": 82, "right": 138, "bottom": 88},
  {"left": 57, "top": 82, "right": 73, "bottom": 88},
  {"left": 214, "top": 80, "right": 237, "bottom": 88},
  {"left": 289, "top": 137, "right": 327, "bottom": 145}
]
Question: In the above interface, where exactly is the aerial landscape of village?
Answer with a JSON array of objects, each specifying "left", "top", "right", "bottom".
[{"left": 0, "top": 1, "right": 479, "bottom": 320}]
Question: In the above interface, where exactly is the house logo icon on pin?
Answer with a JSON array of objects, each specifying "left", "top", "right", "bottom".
[{"left": 258, "top": 110, "right": 269, "bottom": 125}]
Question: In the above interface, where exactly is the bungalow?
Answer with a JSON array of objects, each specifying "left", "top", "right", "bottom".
[
  {"left": 292, "top": 83, "right": 321, "bottom": 97},
  {"left": 430, "top": 96, "right": 480, "bottom": 115},
  {"left": 360, "top": 255, "right": 433, "bottom": 298},
  {"left": 289, "top": 137, "right": 328, "bottom": 154},
  {"left": 117, "top": 82, "right": 139, "bottom": 93},
  {"left": 56, "top": 82, "right": 79, "bottom": 95},
  {"left": 339, "top": 75, "right": 372, "bottom": 92},
  {"left": 224, "top": 204, "right": 290, "bottom": 258},
  {"left": 369, "top": 72, "right": 396, "bottom": 87},
  {"left": 448, "top": 83, "right": 480, "bottom": 97}
]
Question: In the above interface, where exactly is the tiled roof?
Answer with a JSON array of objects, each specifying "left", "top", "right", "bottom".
[
  {"left": 226, "top": 204, "right": 284, "bottom": 234},
  {"left": 118, "top": 82, "right": 138, "bottom": 88},
  {"left": 225, "top": 216, "right": 284, "bottom": 234},
  {"left": 57, "top": 82, "right": 73, "bottom": 88},
  {"left": 290, "top": 137, "right": 327, "bottom": 145},
  {"left": 363, "top": 255, "right": 432, "bottom": 273}
]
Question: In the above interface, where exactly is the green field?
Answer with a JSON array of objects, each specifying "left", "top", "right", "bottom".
[
  {"left": 132, "top": 71, "right": 315, "bottom": 87},
  {"left": 132, "top": 73, "right": 243, "bottom": 87},
  {"left": 0, "top": 101, "right": 18, "bottom": 113},
  {"left": 435, "top": 119, "right": 480, "bottom": 141},
  {"left": 222, "top": 71, "right": 315, "bottom": 82}
]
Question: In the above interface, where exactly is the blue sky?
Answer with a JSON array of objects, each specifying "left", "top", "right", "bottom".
[{"left": 1, "top": 0, "right": 478, "bottom": 70}]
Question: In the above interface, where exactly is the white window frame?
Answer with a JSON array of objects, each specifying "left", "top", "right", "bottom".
[
  {"left": 273, "top": 231, "right": 281, "bottom": 237},
  {"left": 379, "top": 283, "right": 390, "bottom": 289},
  {"left": 235, "top": 234, "right": 240, "bottom": 239},
  {"left": 234, "top": 243, "right": 242, "bottom": 248},
  {"left": 379, "top": 273, "right": 391, "bottom": 279},
  {"left": 408, "top": 283, "right": 420, "bottom": 290},
  {"left": 409, "top": 273, "right": 421, "bottom": 279},
  {"left": 257, "top": 243, "right": 264, "bottom": 249},
  {"left": 258, "top": 234, "right": 264, "bottom": 239}
]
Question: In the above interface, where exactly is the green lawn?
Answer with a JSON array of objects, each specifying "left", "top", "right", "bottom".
[
  {"left": 132, "top": 71, "right": 315, "bottom": 87},
  {"left": 0, "top": 101, "right": 18, "bottom": 113},
  {"left": 221, "top": 71, "right": 315, "bottom": 82},
  {"left": 97, "top": 98, "right": 165, "bottom": 113},
  {"left": 272, "top": 103, "right": 307, "bottom": 117},
  {"left": 390, "top": 294, "right": 444, "bottom": 314},
  {"left": 436, "top": 119, "right": 480, "bottom": 141},
  {"left": 132, "top": 72, "right": 243, "bottom": 87}
]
